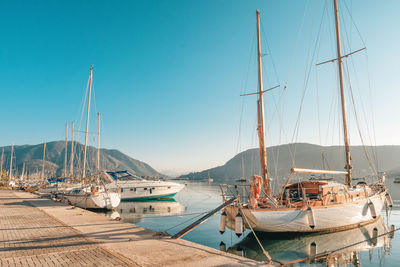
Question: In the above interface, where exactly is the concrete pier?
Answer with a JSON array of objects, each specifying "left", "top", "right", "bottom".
[{"left": 0, "top": 190, "right": 268, "bottom": 266}]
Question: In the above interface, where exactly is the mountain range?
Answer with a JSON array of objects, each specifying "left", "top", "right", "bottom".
[
  {"left": 179, "top": 143, "right": 400, "bottom": 183},
  {"left": 2, "top": 142, "right": 400, "bottom": 185},
  {"left": 0, "top": 141, "right": 162, "bottom": 178}
]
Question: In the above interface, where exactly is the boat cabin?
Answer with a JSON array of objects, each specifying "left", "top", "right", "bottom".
[
  {"left": 280, "top": 180, "right": 372, "bottom": 207},
  {"left": 105, "top": 170, "right": 144, "bottom": 181}
]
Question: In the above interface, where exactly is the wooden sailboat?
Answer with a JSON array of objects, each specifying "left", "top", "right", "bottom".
[
  {"left": 63, "top": 66, "right": 121, "bottom": 210},
  {"left": 222, "top": 5, "right": 391, "bottom": 233}
]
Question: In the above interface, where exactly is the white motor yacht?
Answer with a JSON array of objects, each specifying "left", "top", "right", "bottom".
[{"left": 104, "top": 170, "right": 185, "bottom": 201}]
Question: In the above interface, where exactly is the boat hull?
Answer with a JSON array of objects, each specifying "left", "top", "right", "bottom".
[
  {"left": 64, "top": 192, "right": 121, "bottom": 210},
  {"left": 107, "top": 182, "right": 185, "bottom": 201},
  {"left": 225, "top": 190, "right": 387, "bottom": 233}
]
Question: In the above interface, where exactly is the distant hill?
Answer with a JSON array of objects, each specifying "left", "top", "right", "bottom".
[
  {"left": 0, "top": 141, "right": 163, "bottom": 178},
  {"left": 179, "top": 143, "right": 400, "bottom": 184}
]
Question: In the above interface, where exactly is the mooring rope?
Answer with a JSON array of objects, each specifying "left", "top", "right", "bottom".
[
  {"left": 239, "top": 205, "right": 273, "bottom": 264},
  {"left": 130, "top": 210, "right": 211, "bottom": 220},
  {"left": 162, "top": 211, "right": 209, "bottom": 233}
]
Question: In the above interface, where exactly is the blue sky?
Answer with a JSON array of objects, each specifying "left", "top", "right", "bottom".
[{"left": 1, "top": 0, "right": 400, "bottom": 175}]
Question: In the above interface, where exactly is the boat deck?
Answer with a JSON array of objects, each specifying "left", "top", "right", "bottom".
[{"left": 0, "top": 190, "right": 265, "bottom": 267}]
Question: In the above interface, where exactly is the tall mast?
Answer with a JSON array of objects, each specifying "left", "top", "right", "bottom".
[
  {"left": 21, "top": 162, "right": 25, "bottom": 181},
  {"left": 0, "top": 148, "right": 4, "bottom": 172},
  {"left": 256, "top": 10, "right": 271, "bottom": 196},
  {"left": 41, "top": 142, "right": 46, "bottom": 181},
  {"left": 82, "top": 66, "right": 93, "bottom": 178},
  {"left": 333, "top": 0, "right": 352, "bottom": 186},
  {"left": 97, "top": 112, "right": 100, "bottom": 172},
  {"left": 9, "top": 143, "right": 14, "bottom": 182},
  {"left": 69, "top": 122, "right": 74, "bottom": 177},
  {"left": 64, "top": 122, "right": 68, "bottom": 177}
]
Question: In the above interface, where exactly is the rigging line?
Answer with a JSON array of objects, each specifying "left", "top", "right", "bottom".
[
  {"left": 258, "top": 19, "right": 286, "bottom": 152},
  {"left": 292, "top": 0, "right": 324, "bottom": 143},
  {"left": 341, "top": 16, "right": 377, "bottom": 166},
  {"left": 284, "top": 0, "right": 309, "bottom": 87},
  {"left": 77, "top": 75, "right": 91, "bottom": 135},
  {"left": 340, "top": 12, "right": 379, "bottom": 174},
  {"left": 92, "top": 81, "right": 98, "bottom": 115},
  {"left": 236, "top": 31, "right": 256, "bottom": 155},
  {"left": 344, "top": 62, "right": 378, "bottom": 177},
  {"left": 250, "top": 117, "right": 258, "bottom": 176},
  {"left": 75, "top": 79, "right": 89, "bottom": 134},
  {"left": 342, "top": 0, "right": 367, "bottom": 48},
  {"left": 239, "top": 206, "right": 272, "bottom": 263},
  {"left": 340, "top": 7, "right": 379, "bottom": 168},
  {"left": 76, "top": 75, "right": 91, "bottom": 159},
  {"left": 364, "top": 53, "right": 379, "bottom": 169},
  {"left": 347, "top": 52, "right": 378, "bottom": 171},
  {"left": 262, "top": 89, "right": 288, "bottom": 180},
  {"left": 268, "top": 143, "right": 278, "bottom": 179},
  {"left": 260, "top": 20, "right": 280, "bottom": 84},
  {"left": 290, "top": 0, "right": 327, "bottom": 165},
  {"left": 315, "top": 52, "right": 322, "bottom": 146}
]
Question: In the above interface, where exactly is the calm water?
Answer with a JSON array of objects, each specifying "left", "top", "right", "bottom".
[{"left": 101, "top": 181, "right": 400, "bottom": 266}]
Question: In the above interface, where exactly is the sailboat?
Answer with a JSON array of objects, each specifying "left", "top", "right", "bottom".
[
  {"left": 63, "top": 66, "right": 121, "bottom": 210},
  {"left": 221, "top": 5, "right": 392, "bottom": 233},
  {"left": 8, "top": 143, "right": 16, "bottom": 187},
  {"left": 20, "top": 162, "right": 25, "bottom": 183},
  {"left": 207, "top": 171, "right": 214, "bottom": 183}
]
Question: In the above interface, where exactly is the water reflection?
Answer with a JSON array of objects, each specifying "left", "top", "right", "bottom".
[
  {"left": 227, "top": 217, "right": 393, "bottom": 266},
  {"left": 113, "top": 199, "right": 186, "bottom": 223}
]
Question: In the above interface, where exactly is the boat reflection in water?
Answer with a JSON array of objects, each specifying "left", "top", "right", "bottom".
[
  {"left": 226, "top": 217, "right": 394, "bottom": 265},
  {"left": 110, "top": 199, "right": 186, "bottom": 223}
]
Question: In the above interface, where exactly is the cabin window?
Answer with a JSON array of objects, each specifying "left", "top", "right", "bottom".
[
  {"left": 121, "top": 188, "right": 124, "bottom": 192},
  {"left": 144, "top": 188, "right": 147, "bottom": 190},
  {"left": 130, "top": 189, "right": 134, "bottom": 191},
  {"left": 168, "top": 186, "right": 171, "bottom": 189}
]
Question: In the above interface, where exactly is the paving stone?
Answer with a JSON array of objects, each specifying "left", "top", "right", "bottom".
[{"left": 0, "top": 190, "right": 131, "bottom": 267}]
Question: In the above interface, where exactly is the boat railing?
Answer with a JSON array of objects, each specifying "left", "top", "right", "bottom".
[{"left": 219, "top": 184, "right": 251, "bottom": 205}]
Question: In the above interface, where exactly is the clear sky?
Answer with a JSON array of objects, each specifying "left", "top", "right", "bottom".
[{"left": 1, "top": 0, "right": 400, "bottom": 175}]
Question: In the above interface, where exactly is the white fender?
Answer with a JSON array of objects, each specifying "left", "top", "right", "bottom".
[
  {"left": 368, "top": 201, "right": 377, "bottom": 219},
  {"left": 219, "top": 211, "right": 227, "bottom": 234},
  {"left": 385, "top": 193, "right": 393, "bottom": 208},
  {"left": 235, "top": 212, "right": 243, "bottom": 237},
  {"left": 306, "top": 207, "right": 315, "bottom": 229}
]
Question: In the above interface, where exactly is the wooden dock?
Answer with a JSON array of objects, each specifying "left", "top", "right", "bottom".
[{"left": 0, "top": 190, "right": 269, "bottom": 266}]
